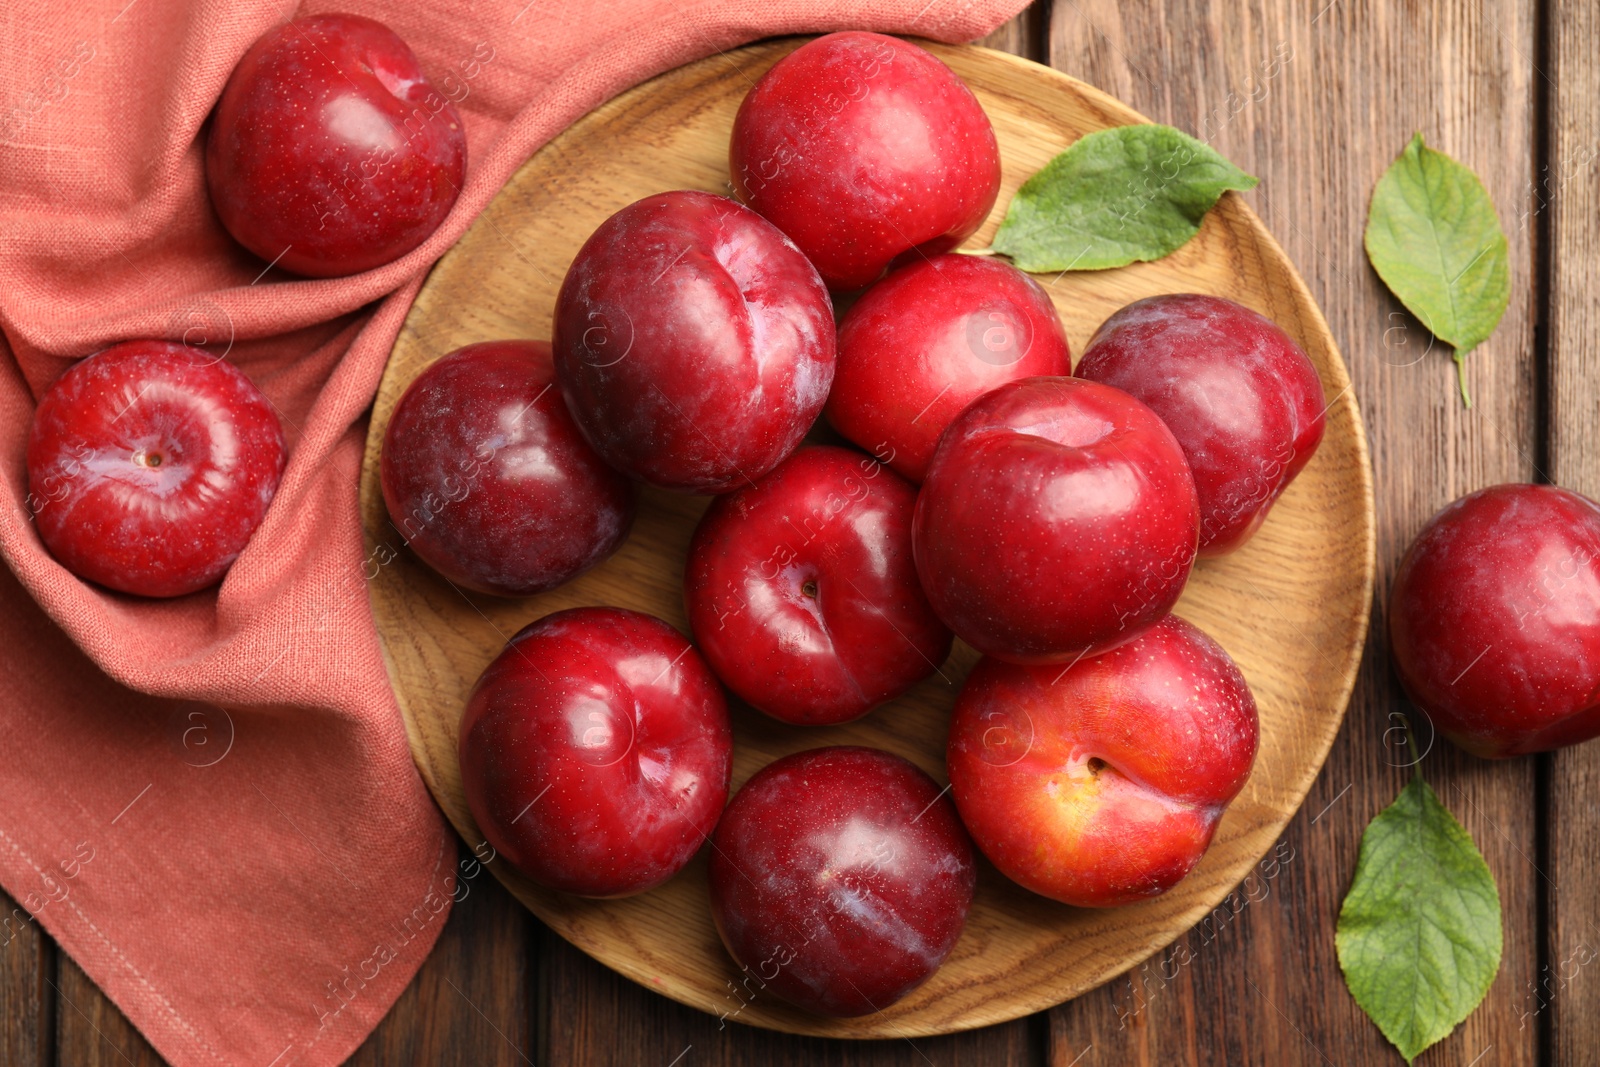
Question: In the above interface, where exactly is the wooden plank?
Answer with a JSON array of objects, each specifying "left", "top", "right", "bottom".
[
  {"left": 346, "top": 841, "right": 533, "bottom": 1066},
  {"left": 0, "top": 888, "right": 50, "bottom": 1067},
  {"left": 1045, "top": 0, "right": 1543, "bottom": 1063},
  {"left": 54, "top": 952, "right": 165, "bottom": 1066},
  {"left": 978, "top": 4, "right": 1050, "bottom": 61},
  {"left": 538, "top": 926, "right": 1044, "bottom": 1065},
  {"left": 1543, "top": 0, "right": 1600, "bottom": 1060}
]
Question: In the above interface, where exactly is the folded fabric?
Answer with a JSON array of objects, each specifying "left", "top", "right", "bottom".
[{"left": 0, "top": 0, "right": 1026, "bottom": 1064}]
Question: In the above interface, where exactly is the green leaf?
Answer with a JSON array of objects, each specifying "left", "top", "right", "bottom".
[
  {"left": 1336, "top": 775, "right": 1502, "bottom": 1063},
  {"left": 990, "top": 124, "right": 1258, "bottom": 272},
  {"left": 1363, "top": 132, "right": 1510, "bottom": 408}
]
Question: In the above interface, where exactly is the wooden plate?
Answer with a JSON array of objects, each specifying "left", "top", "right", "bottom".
[{"left": 358, "top": 38, "right": 1376, "bottom": 1038}]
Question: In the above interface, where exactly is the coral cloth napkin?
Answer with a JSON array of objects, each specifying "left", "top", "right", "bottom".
[{"left": 0, "top": 0, "right": 1026, "bottom": 1063}]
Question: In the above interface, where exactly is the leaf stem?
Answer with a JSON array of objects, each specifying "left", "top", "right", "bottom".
[
  {"left": 1453, "top": 350, "right": 1474, "bottom": 409},
  {"left": 1403, "top": 711, "right": 1423, "bottom": 779}
]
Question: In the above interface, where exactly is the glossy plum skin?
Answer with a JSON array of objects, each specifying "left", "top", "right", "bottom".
[
  {"left": 913, "top": 376, "right": 1200, "bottom": 664},
  {"left": 826, "top": 255, "right": 1072, "bottom": 483},
  {"left": 708, "top": 746, "right": 974, "bottom": 1017},
  {"left": 1390, "top": 484, "right": 1600, "bottom": 758},
  {"left": 730, "top": 32, "right": 1002, "bottom": 292},
  {"left": 1076, "top": 294, "right": 1326, "bottom": 556},
  {"left": 684, "top": 446, "right": 951, "bottom": 725},
  {"left": 948, "top": 616, "right": 1258, "bottom": 907},
  {"left": 26, "top": 340, "right": 286, "bottom": 598},
  {"left": 458, "top": 607, "right": 732, "bottom": 897},
  {"left": 206, "top": 13, "right": 466, "bottom": 277},
  {"left": 381, "top": 341, "right": 634, "bottom": 597},
  {"left": 552, "top": 190, "right": 834, "bottom": 493}
]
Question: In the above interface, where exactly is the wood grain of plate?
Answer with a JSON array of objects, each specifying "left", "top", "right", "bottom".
[{"left": 357, "top": 38, "right": 1376, "bottom": 1038}]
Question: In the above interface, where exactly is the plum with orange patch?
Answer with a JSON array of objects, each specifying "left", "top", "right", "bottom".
[{"left": 947, "top": 615, "right": 1258, "bottom": 907}]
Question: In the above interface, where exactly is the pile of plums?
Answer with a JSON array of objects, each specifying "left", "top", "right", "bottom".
[
  {"left": 402, "top": 32, "right": 1329, "bottom": 1019},
  {"left": 24, "top": 13, "right": 470, "bottom": 597},
  {"left": 26, "top": 11, "right": 1600, "bottom": 1025}
]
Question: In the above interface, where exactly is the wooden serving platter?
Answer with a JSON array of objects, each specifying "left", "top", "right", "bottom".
[{"left": 357, "top": 38, "right": 1376, "bottom": 1038}]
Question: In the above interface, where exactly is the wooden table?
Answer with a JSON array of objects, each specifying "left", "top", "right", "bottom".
[{"left": 4, "top": 0, "right": 1596, "bottom": 1062}]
